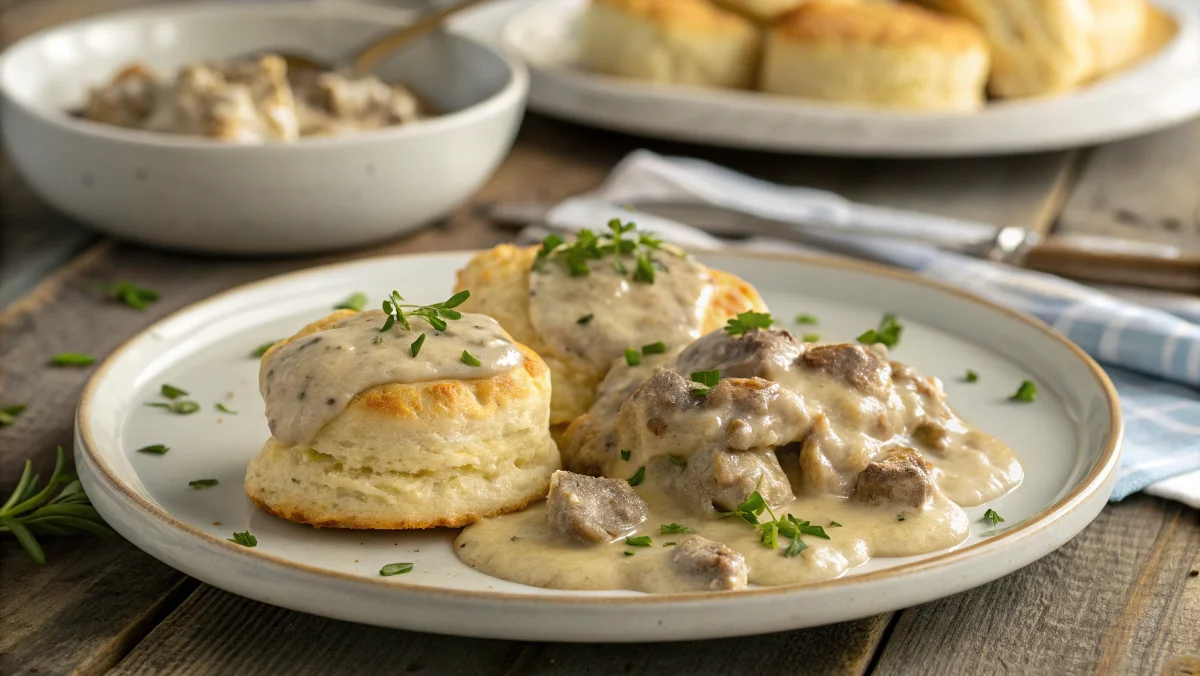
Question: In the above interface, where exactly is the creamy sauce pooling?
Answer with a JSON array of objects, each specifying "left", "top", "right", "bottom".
[
  {"left": 527, "top": 249, "right": 714, "bottom": 369},
  {"left": 457, "top": 328, "right": 1022, "bottom": 593},
  {"left": 261, "top": 310, "right": 522, "bottom": 447}
]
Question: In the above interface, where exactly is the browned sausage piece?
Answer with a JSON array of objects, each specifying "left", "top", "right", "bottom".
[
  {"left": 547, "top": 471, "right": 649, "bottom": 543},
  {"left": 670, "top": 535, "right": 749, "bottom": 591},
  {"left": 855, "top": 447, "right": 935, "bottom": 509}
]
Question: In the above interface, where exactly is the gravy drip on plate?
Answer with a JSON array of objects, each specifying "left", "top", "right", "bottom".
[
  {"left": 261, "top": 310, "right": 522, "bottom": 447},
  {"left": 527, "top": 249, "right": 714, "bottom": 370},
  {"left": 457, "top": 328, "right": 1022, "bottom": 593}
]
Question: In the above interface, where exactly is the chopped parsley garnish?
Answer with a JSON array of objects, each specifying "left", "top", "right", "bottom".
[
  {"left": 380, "top": 289, "right": 469, "bottom": 333},
  {"left": 642, "top": 341, "right": 667, "bottom": 355},
  {"left": 830, "top": 521, "right": 842, "bottom": 528},
  {"left": 660, "top": 523, "right": 695, "bottom": 534},
  {"left": 760, "top": 521, "right": 779, "bottom": 549},
  {"left": 216, "top": 403, "right": 238, "bottom": 414},
  {"left": 334, "top": 292, "right": 367, "bottom": 312},
  {"left": 100, "top": 281, "right": 159, "bottom": 310},
  {"left": 724, "top": 311, "right": 774, "bottom": 337},
  {"left": 380, "top": 562, "right": 413, "bottom": 576},
  {"left": 627, "top": 465, "right": 646, "bottom": 486},
  {"left": 795, "top": 314, "right": 819, "bottom": 325},
  {"left": 50, "top": 353, "right": 95, "bottom": 366},
  {"left": 857, "top": 313, "right": 903, "bottom": 348},
  {"left": 691, "top": 369, "right": 720, "bottom": 388},
  {"left": 983, "top": 509, "right": 1005, "bottom": 526},
  {"left": 252, "top": 341, "right": 277, "bottom": 358},
  {"left": 161, "top": 384, "right": 188, "bottom": 399},
  {"left": 189, "top": 479, "right": 219, "bottom": 488},
  {"left": 720, "top": 483, "right": 830, "bottom": 554},
  {"left": 532, "top": 221, "right": 666, "bottom": 284},
  {"left": 577, "top": 314, "right": 594, "bottom": 325},
  {"left": 137, "top": 444, "right": 169, "bottom": 455},
  {"left": 1010, "top": 380, "right": 1037, "bottom": 402},
  {"left": 623, "top": 551, "right": 635, "bottom": 557},
  {"left": 620, "top": 449, "right": 632, "bottom": 461},
  {"left": 625, "top": 535, "right": 652, "bottom": 547},
  {"left": 0, "top": 404, "right": 26, "bottom": 427},
  {"left": 965, "top": 370, "right": 979, "bottom": 383},
  {"left": 146, "top": 401, "right": 200, "bottom": 415},
  {"left": 802, "top": 333, "right": 820, "bottom": 343},
  {"left": 410, "top": 334, "right": 425, "bottom": 358},
  {"left": 461, "top": 350, "right": 482, "bottom": 367},
  {"left": 228, "top": 531, "right": 257, "bottom": 547},
  {"left": 785, "top": 537, "right": 807, "bottom": 558},
  {"left": 668, "top": 454, "right": 686, "bottom": 468},
  {"left": 624, "top": 348, "right": 642, "bottom": 366},
  {"left": 662, "top": 542, "right": 677, "bottom": 547},
  {"left": 898, "top": 514, "right": 906, "bottom": 522}
]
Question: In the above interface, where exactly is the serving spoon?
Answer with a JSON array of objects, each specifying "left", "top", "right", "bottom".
[{"left": 254, "top": 0, "right": 489, "bottom": 76}]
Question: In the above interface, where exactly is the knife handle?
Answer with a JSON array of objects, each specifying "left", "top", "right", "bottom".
[{"left": 1025, "top": 236, "right": 1200, "bottom": 292}]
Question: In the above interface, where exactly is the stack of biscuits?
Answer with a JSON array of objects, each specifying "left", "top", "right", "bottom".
[{"left": 578, "top": 0, "right": 1155, "bottom": 111}]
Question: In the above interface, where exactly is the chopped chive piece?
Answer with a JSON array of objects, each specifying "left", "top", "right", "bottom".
[
  {"left": 662, "top": 542, "right": 678, "bottom": 547},
  {"left": 137, "top": 444, "right": 169, "bottom": 455},
  {"left": 624, "top": 348, "right": 641, "bottom": 366},
  {"left": 334, "top": 292, "right": 367, "bottom": 312},
  {"left": 795, "top": 314, "right": 818, "bottom": 325},
  {"left": 1010, "top": 380, "right": 1037, "bottom": 402},
  {"left": 625, "top": 535, "right": 652, "bottom": 547},
  {"left": 50, "top": 353, "right": 95, "bottom": 366},
  {"left": 965, "top": 370, "right": 979, "bottom": 383},
  {"left": 641, "top": 341, "right": 667, "bottom": 355},
  {"left": 802, "top": 333, "right": 820, "bottom": 343},
  {"left": 668, "top": 454, "right": 686, "bottom": 468},
  {"left": 724, "top": 311, "right": 774, "bottom": 337},
  {"left": 101, "top": 281, "right": 159, "bottom": 310},
  {"left": 857, "top": 313, "right": 903, "bottom": 348},
  {"left": 690, "top": 369, "right": 720, "bottom": 388},
  {"left": 410, "top": 333, "right": 425, "bottom": 358},
  {"left": 785, "top": 536, "right": 807, "bottom": 558},
  {"left": 189, "top": 479, "right": 219, "bottom": 488},
  {"left": 898, "top": 514, "right": 906, "bottom": 522},
  {"left": 0, "top": 404, "right": 26, "bottom": 426},
  {"left": 829, "top": 521, "right": 842, "bottom": 527},
  {"left": 620, "top": 449, "right": 632, "bottom": 461},
  {"left": 623, "top": 551, "right": 635, "bottom": 557},
  {"left": 660, "top": 523, "right": 695, "bottom": 534},
  {"left": 380, "top": 562, "right": 414, "bottom": 576},
  {"left": 215, "top": 403, "right": 238, "bottom": 414},
  {"left": 461, "top": 350, "right": 482, "bottom": 367},
  {"left": 146, "top": 401, "right": 200, "bottom": 415},
  {"left": 252, "top": 341, "right": 277, "bottom": 358},
  {"left": 627, "top": 466, "right": 646, "bottom": 486},
  {"left": 228, "top": 531, "right": 257, "bottom": 547},
  {"left": 983, "top": 509, "right": 1005, "bottom": 526},
  {"left": 161, "top": 384, "right": 188, "bottom": 399},
  {"left": 577, "top": 314, "right": 594, "bottom": 325}
]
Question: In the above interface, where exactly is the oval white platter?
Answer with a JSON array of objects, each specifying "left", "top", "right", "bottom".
[
  {"left": 75, "top": 251, "right": 1121, "bottom": 642},
  {"left": 496, "top": 0, "right": 1200, "bottom": 157}
]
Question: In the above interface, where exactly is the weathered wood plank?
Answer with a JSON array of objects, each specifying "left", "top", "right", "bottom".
[{"left": 873, "top": 495, "right": 1200, "bottom": 675}]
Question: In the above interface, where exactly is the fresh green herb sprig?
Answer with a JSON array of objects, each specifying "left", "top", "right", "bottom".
[
  {"left": 99, "top": 281, "right": 159, "bottom": 311},
  {"left": 857, "top": 313, "right": 903, "bottom": 348},
  {"left": 533, "top": 220, "right": 666, "bottom": 283},
  {"left": 660, "top": 523, "right": 695, "bottom": 535},
  {"left": 0, "top": 446, "right": 116, "bottom": 563},
  {"left": 380, "top": 290, "right": 470, "bottom": 333},
  {"left": 718, "top": 482, "right": 828, "bottom": 557},
  {"left": 983, "top": 509, "right": 1005, "bottom": 526},
  {"left": 161, "top": 384, "right": 188, "bottom": 399},
  {"left": 0, "top": 404, "right": 26, "bottom": 427},
  {"left": 334, "top": 292, "right": 367, "bottom": 312},
  {"left": 724, "top": 311, "right": 774, "bottom": 337}
]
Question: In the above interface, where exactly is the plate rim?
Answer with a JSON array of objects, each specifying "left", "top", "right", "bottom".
[{"left": 75, "top": 248, "right": 1124, "bottom": 606}]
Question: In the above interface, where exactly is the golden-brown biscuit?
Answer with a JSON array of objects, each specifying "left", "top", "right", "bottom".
[
  {"left": 1088, "top": 0, "right": 1148, "bottom": 76},
  {"left": 912, "top": 0, "right": 1095, "bottom": 98},
  {"left": 245, "top": 310, "right": 560, "bottom": 529},
  {"left": 579, "top": 0, "right": 762, "bottom": 89},
  {"left": 714, "top": 0, "right": 887, "bottom": 23},
  {"left": 760, "top": 1, "right": 990, "bottom": 110}
]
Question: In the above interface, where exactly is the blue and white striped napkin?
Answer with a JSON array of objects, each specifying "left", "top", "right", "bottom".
[{"left": 539, "top": 150, "right": 1200, "bottom": 506}]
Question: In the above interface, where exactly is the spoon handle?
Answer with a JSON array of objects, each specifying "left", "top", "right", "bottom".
[{"left": 351, "top": 0, "right": 491, "bottom": 76}]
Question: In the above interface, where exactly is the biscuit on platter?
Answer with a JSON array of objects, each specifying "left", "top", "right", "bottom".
[
  {"left": 245, "top": 308, "right": 560, "bottom": 529},
  {"left": 579, "top": 0, "right": 761, "bottom": 89},
  {"left": 760, "top": 1, "right": 990, "bottom": 111},
  {"left": 454, "top": 241, "right": 767, "bottom": 427},
  {"left": 713, "top": 0, "right": 885, "bottom": 23},
  {"left": 1088, "top": 0, "right": 1148, "bottom": 75},
  {"left": 912, "top": 0, "right": 1094, "bottom": 98}
]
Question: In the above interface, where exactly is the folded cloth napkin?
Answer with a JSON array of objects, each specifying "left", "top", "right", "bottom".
[{"left": 533, "top": 150, "right": 1200, "bottom": 507}]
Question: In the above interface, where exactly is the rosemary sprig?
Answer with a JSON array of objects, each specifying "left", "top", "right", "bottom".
[
  {"left": 380, "top": 290, "right": 470, "bottom": 333},
  {"left": 0, "top": 446, "right": 116, "bottom": 563}
]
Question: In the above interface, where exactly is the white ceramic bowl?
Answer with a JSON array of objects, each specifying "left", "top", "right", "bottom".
[{"left": 0, "top": 2, "right": 528, "bottom": 254}]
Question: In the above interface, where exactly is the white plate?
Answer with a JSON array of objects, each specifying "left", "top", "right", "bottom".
[
  {"left": 75, "top": 251, "right": 1122, "bottom": 642},
  {"left": 498, "top": 0, "right": 1200, "bottom": 157}
]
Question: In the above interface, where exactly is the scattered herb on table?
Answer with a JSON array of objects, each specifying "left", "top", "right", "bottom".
[
  {"left": 661, "top": 523, "right": 695, "bottom": 534},
  {"left": 216, "top": 403, "right": 238, "bottom": 414},
  {"left": 0, "top": 404, "right": 26, "bottom": 426},
  {"left": 642, "top": 341, "right": 667, "bottom": 355},
  {"left": 137, "top": 444, "right": 170, "bottom": 455},
  {"left": 100, "top": 281, "right": 159, "bottom": 310},
  {"left": 965, "top": 370, "right": 979, "bottom": 383},
  {"left": 228, "top": 531, "right": 257, "bottom": 547},
  {"left": 189, "top": 479, "right": 219, "bottom": 489},
  {"left": 49, "top": 353, "right": 95, "bottom": 367},
  {"left": 625, "top": 535, "right": 652, "bottom": 547},
  {"left": 161, "top": 384, "right": 188, "bottom": 399},
  {"left": 334, "top": 292, "right": 367, "bottom": 312},
  {"left": 1010, "top": 380, "right": 1037, "bottom": 402},
  {"left": 724, "top": 311, "right": 774, "bottom": 337},
  {"left": 380, "top": 289, "right": 470, "bottom": 333},
  {"left": 857, "top": 313, "right": 903, "bottom": 348},
  {"left": 410, "top": 334, "right": 425, "bottom": 358},
  {"left": 252, "top": 341, "right": 277, "bottom": 358},
  {"left": 627, "top": 466, "right": 646, "bottom": 487},
  {"left": 795, "top": 314, "right": 819, "bottom": 325},
  {"left": 461, "top": 350, "right": 481, "bottom": 367},
  {"left": 0, "top": 446, "right": 116, "bottom": 563},
  {"left": 983, "top": 509, "right": 1005, "bottom": 526},
  {"left": 147, "top": 401, "right": 200, "bottom": 415},
  {"left": 380, "top": 562, "right": 414, "bottom": 576},
  {"left": 624, "top": 349, "right": 641, "bottom": 367}
]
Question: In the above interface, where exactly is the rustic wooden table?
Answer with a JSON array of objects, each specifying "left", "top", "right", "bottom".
[{"left": 4, "top": 1, "right": 1200, "bottom": 674}]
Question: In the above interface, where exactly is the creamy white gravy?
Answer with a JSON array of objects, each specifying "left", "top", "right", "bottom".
[
  {"left": 457, "top": 329, "right": 1022, "bottom": 593},
  {"left": 260, "top": 310, "right": 522, "bottom": 447},
  {"left": 527, "top": 250, "right": 714, "bottom": 369}
]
